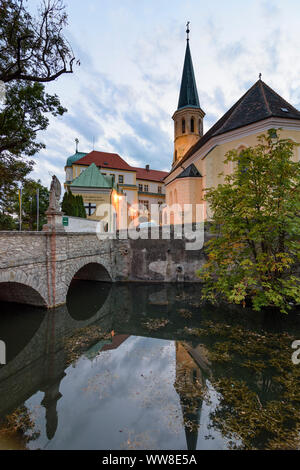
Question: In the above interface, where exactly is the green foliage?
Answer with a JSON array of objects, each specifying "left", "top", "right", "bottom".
[
  {"left": 0, "top": 212, "right": 16, "bottom": 230},
  {"left": 5, "top": 178, "right": 49, "bottom": 230},
  {"left": 197, "top": 130, "right": 300, "bottom": 313},
  {"left": 62, "top": 190, "right": 86, "bottom": 218},
  {"left": 184, "top": 320, "right": 300, "bottom": 450},
  {"left": 0, "top": 81, "right": 66, "bottom": 158},
  {"left": 61, "top": 189, "right": 72, "bottom": 215},
  {"left": 0, "top": 81, "right": 66, "bottom": 211}
]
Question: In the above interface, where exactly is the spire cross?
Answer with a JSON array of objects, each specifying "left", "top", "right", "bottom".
[
  {"left": 75, "top": 138, "right": 79, "bottom": 153},
  {"left": 259, "top": 72, "right": 262, "bottom": 80},
  {"left": 186, "top": 21, "right": 190, "bottom": 41}
]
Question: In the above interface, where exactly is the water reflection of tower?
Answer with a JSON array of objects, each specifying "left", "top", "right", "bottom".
[
  {"left": 40, "top": 373, "right": 65, "bottom": 440},
  {"left": 174, "top": 342, "right": 209, "bottom": 451}
]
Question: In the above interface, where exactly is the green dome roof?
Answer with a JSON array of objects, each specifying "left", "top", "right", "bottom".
[{"left": 66, "top": 151, "right": 87, "bottom": 167}]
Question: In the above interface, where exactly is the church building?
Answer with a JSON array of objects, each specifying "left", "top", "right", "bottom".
[
  {"left": 165, "top": 24, "right": 300, "bottom": 222},
  {"left": 64, "top": 148, "right": 167, "bottom": 230},
  {"left": 64, "top": 25, "right": 300, "bottom": 229}
]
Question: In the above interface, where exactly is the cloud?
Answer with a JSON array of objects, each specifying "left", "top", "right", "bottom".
[
  {"left": 261, "top": 0, "right": 280, "bottom": 17},
  {"left": 217, "top": 41, "right": 247, "bottom": 63},
  {"left": 28, "top": 0, "right": 300, "bottom": 190}
]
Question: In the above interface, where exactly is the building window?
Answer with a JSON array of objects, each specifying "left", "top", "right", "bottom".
[
  {"left": 191, "top": 117, "right": 195, "bottom": 133},
  {"left": 118, "top": 175, "right": 124, "bottom": 183},
  {"left": 84, "top": 203, "right": 96, "bottom": 216},
  {"left": 174, "top": 150, "right": 177, "bottom": 161},
  {"left": 138, "top": 184, "right": 143, "bottom": 191},
  {"left": 110, "top": 174, "right": 115, "bottom": 183},
  {"left": 158, "top": 186, "right": 162, "bottom": 193},
  {"left": 182, "top": 118, "right": 185, "bottom": 133},
  {"left": 144, "top": 185, "right": 149, "bottom": 192}
]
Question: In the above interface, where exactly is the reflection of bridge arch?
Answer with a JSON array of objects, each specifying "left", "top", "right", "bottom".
[
  {"left": 0, "top": 271, "right": 47, "bottom": 307},
  {"left": 67, "top": 279, "right": 111, "bottom": 321}
]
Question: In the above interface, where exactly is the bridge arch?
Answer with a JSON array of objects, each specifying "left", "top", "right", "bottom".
[
  {"left": 65, "top": 256, "right": 112, "bottom": 291},
  {"left": 0, "top": 271, "right": 47, "bottom": 307}
]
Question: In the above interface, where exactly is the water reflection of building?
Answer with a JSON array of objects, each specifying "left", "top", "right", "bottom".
[
  {"left": 174, "top": 341, "right": 211, "bottom": 451},
  {"left": 84, "top": 334, "right": 129, "bottom": 360}
]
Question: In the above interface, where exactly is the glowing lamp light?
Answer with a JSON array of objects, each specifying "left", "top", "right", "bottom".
[{"left": 113, "top": 194, "right": 122, "bottom": 203}]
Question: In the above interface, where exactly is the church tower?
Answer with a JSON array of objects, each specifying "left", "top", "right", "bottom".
[{"left": 172, "top": 23, "right": 205, "bottom": 166}]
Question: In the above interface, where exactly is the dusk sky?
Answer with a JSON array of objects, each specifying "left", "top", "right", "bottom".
[{"left": 29, "top": 0, "right": 300, "bottom": 188}]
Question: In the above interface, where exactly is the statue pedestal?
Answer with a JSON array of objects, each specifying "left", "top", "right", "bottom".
[{"left": 43, "top": 209, "right": 65, "bottom": 232}]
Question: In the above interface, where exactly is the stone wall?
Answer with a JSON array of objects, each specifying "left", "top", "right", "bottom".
[{"left": 0, "top": 225, "right": 209, "bottom": 307}]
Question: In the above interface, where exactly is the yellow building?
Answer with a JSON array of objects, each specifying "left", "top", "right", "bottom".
[
  {"left": 64, "top": 150, "right": 168, "bottom": 228},
  {"left": 165, "top": 30, "right": 300, "bottom": 222}
]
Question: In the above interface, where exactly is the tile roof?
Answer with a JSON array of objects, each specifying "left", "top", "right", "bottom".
[
  {"left": 71, "top": 163, "right": 114, "bottom": 188},
  {"left": 75, "top": 150, "right": 134, "bottom": 171},
  {"left": 172, "top": 79, "right": 300, "bottom": 172},
  {"left": 134, "top": 167, "right": 168, "bottom": 182},
  {"left": 72, "top": 150, "right": 168, "bottom": 182}
]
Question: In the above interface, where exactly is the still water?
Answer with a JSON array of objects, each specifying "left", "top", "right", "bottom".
[{"left": 0, "top": 282, "right": 299, "bottom": 450}]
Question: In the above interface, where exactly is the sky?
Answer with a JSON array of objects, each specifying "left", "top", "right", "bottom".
[{"left": 28, "top": 0, "right": 300, "bottom": 188}]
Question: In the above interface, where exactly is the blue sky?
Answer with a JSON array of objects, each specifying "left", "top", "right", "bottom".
[{"left": 29, "top": 0, "right": 300, "bottom": 187}]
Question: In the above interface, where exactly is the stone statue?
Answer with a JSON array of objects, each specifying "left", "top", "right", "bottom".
[
  {"left": 43, "top": 175, "right": 65, "bottom": 231},
  {"left": 48, "top": 175, "right": 61, "bottom": 212}
]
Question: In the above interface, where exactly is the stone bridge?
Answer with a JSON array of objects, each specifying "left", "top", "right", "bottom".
[{"left": 0, "top": 226, "right": 207, "bottom": 308}]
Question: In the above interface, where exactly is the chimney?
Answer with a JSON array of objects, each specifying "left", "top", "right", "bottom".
[{"left": 145, "top": 164, "right": 150, "bottom": 171}]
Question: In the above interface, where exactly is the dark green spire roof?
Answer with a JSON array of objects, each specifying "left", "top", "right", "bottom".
[{"left": 178, "top": 41, "right": 200, "bottom": 110}]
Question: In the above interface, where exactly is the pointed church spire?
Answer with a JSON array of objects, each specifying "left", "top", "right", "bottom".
[
  {"left": 178, "top": 24, "right": 200, "bottom": 110},
  {"left": 172, "top": 25, "right": 205, "bottom": 166}
]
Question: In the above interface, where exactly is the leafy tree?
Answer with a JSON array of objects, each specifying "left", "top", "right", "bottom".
[
  {"left": 5, "top": 178, "right": 49, "bottom": 230},
  {"left": 0, "top": 81, "right": 66, "bottom": 210},
  {"left": 0, "top": 0, "right": 77, "bottom": 210},
  {"left": 197, "top": 130, "right": 300, "bottom": 313}
]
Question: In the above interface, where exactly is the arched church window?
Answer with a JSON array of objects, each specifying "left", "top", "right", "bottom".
[
  {"left": 182, "top": 119, "right": 185, "bottom": 134},
  {"left": 191, "top": 117, "right": 195, "bottom": 133},
  {"left": 174, "top": 150, "right": 178, "bottom": 161}
]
